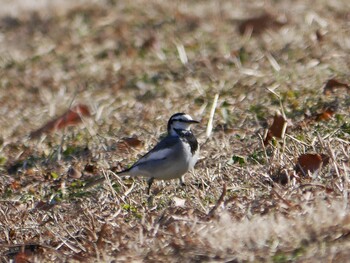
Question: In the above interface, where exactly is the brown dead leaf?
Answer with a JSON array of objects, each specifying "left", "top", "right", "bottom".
[
  {"left": 239, "top": 13, "right": 286, "bottom": 35},
  {"left": 34, "top": 200, "right": 56, "bottom": 211},
  {"left": 295, "top": 153, "right": 329, "bottom": 176},
  {"left": 141, "top": 34, "right": 159, "bottom": 51},
  {"left": 14, "top": 252, "right": 32, "bottom": 263},
  {"left": 67, "top": 166, "right": 82, "bottom": 179},
  {"left": 294, "top": 102, "right": 338, "bottom": 130},
  {"left": 174, "top": 11, "right": 200, "bottom": 31},
  {"left": 30, "top": 104, "right": 91, "bottom": 138},
  {"left": 269, "top": 114, "right": 287, "bottom": 138},
  {"left": 264, "top": 114, "right": 287, "bottom": 146},
  {"left": 5, "top": 244, "right": 40, "bottom": 261},
  {"left": 84, "top": 163, "right": 97, "bottom": 174},
  {"left": 10, "top": 180, "right": 21, "bottom": 190},
  {"left": 316, "top": 107, "right": 336, "bottom": 121},
  {"left": 117, "top": 137, "right": 144, "bottom": 151},
  {"left": 96, "top": 223, "right": 110, "bottom": 249},
  {"left": 323, "top": 78, "right": 349, "bottom": 95}
]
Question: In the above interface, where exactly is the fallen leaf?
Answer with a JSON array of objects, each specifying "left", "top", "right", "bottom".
[
  {"left": 173, "top": 197, "right": 186, "bottom": 207},
  {"left": 323, "top": 78, "right": 349, "bottom": 95},
  {"left": 174, "top": 11, "right": 200, "bottom": 31},
  {"left": 34, "top": 200, "right": 56, "bottom": 211},
  {"left": 67, "top": 166, "right": 82, "bottom": 179},
  {"left": 295, "top": 153, "right": 329, "bottom": 176},
  {"left": 239, "top": 13, "right": 286, "bottom": 35},
  {"left": 84, "top": 163, "right": 97, "bottom": 174},
  {"left": 117, "top": 137, "right": 144, "bottom": 151},
  {"left": 269, "top": 114, "right": 287, "bottom": 139},
  {"left": 316, "top": 107, "right": 336, "bottom": 121},
  {"left": 264, "top": 114, "right": 287, "bottom": 145},
  {"left": 30, "top": 104, "right": 91, "bottom": 138},
  {"left": 10, "top": 180, "right": 21, "bottom": 190},
  {"left": 96, "top": 223, "right": 110, "bottom": 249},
  {"left": 141, "top": 34, "right": 158, "bottom": 51},
  {"left": 295, "top": 102, "right": 338, "bottom": 127},
  {"left": 4, "top": 244, "right": 40, "bottom": 261}
]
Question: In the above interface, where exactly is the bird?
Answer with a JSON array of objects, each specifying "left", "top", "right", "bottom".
[{"left": 117, "top": 112, "right": 200, "bottom": 195}]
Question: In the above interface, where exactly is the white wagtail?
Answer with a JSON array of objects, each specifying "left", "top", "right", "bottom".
[{"left": 117, "top": 113, "right": 200, "bottom": 194}]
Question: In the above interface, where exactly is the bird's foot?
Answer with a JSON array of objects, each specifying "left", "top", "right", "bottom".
[
  {"left": 179, "top": 177, "right": 186, "bottom": 187},
  {"left": 147, "top": 177, "right": 154, "bottom": 195}
]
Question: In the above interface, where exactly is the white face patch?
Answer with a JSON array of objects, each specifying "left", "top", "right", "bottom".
[{"left": 170, "top": 115, "right": 194, "bottom": 132}]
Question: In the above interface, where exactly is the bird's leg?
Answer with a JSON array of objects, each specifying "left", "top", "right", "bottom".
[
  {"left": 179, "top": 176, "right": 185, "bottom": 186},
  {"left": 147, "top": 177, "right": 154, "bottom": 195}
]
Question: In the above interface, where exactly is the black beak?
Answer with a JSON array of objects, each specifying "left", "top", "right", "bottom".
[{"left": 187, "top": 120, "right": 200, "bottom": 124}]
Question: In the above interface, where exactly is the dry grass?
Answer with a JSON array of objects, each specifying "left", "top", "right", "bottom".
[{"left": 0, "top": 0, "right": 350, "bottom": 262}]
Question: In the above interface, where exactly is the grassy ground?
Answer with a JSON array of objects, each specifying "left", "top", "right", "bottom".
[{"left": 0, "top": 0, "right": 350, "bottom": 262}]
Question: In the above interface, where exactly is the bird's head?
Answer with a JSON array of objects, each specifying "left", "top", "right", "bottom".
[{"left": 167, "top": 113, "right": 199, "bottom": 136}]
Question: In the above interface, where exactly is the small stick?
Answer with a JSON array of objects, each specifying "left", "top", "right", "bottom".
[{"left": 206, "top": 93, "right": 219, "bottom": 138}]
